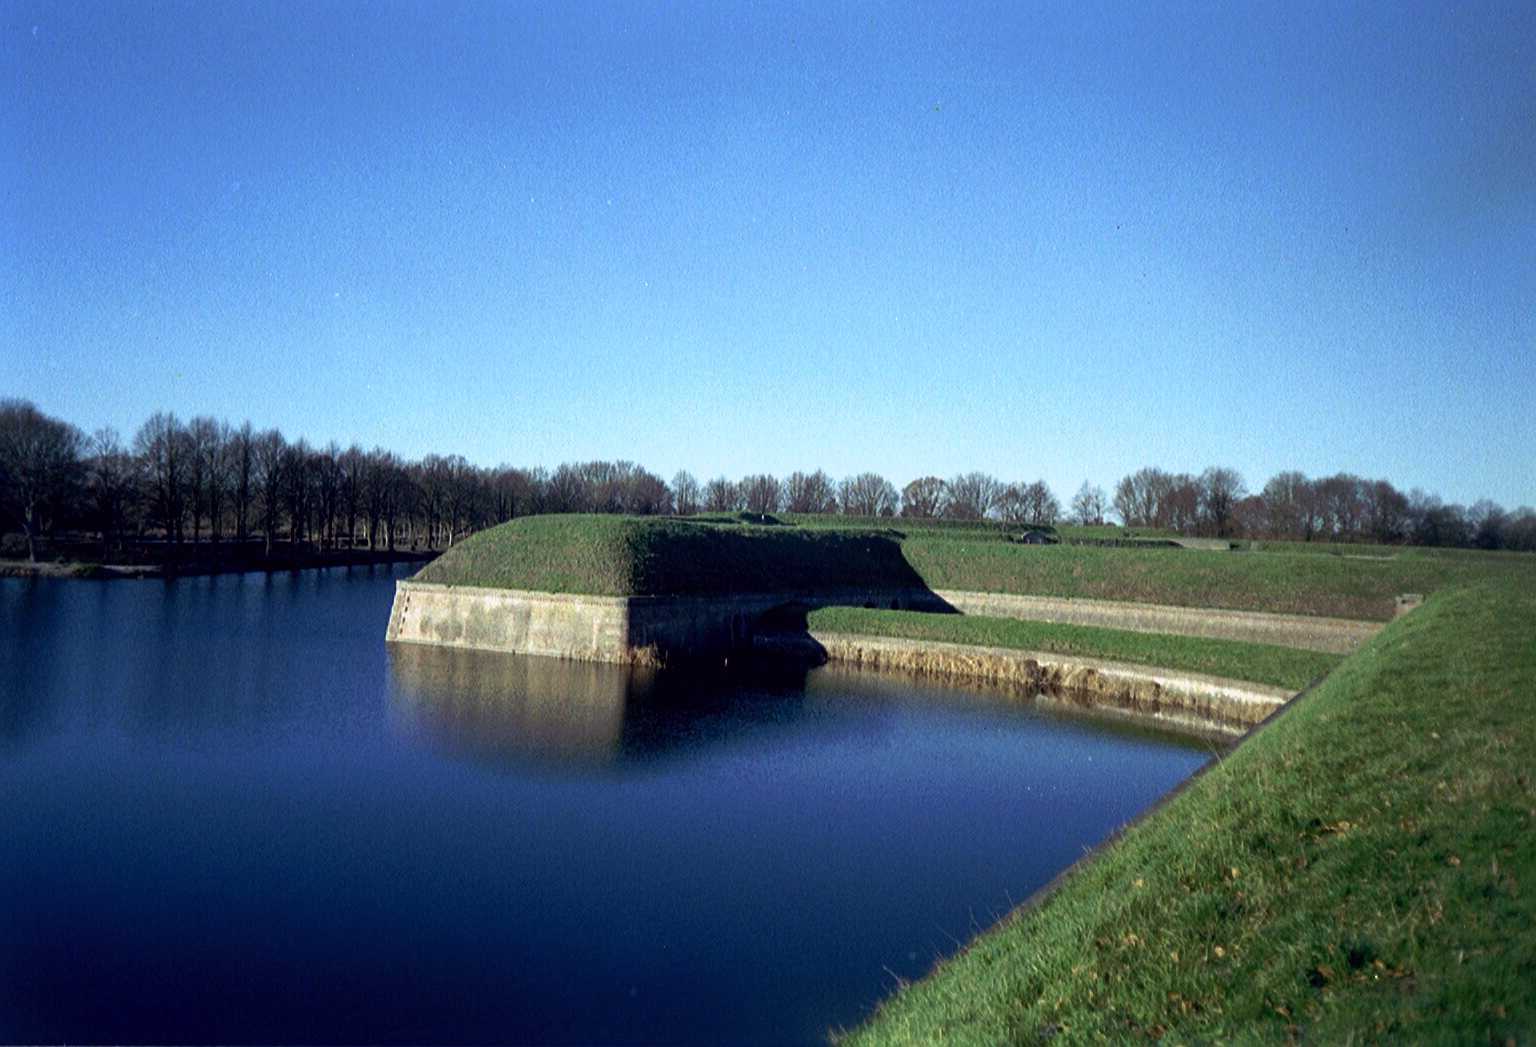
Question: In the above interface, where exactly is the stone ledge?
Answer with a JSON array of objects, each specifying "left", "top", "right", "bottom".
[
  {"left": 809, "top": 632, "right": 1293, "bottom": 734},
  {"left": 933, "top": 590, "right": 1383, "bottom": 654}
]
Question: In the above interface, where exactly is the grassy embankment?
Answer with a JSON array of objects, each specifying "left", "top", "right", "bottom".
[
  {"left": 413, "top": 514, "right": 923, "bottom": 596},
  {"left": 417, "top": 515, "right": 1530, "bottom": 688},
  {"left": 807, "top": 607, "right": 1340, "bottom": 692},
  {"left": 419, "top": 514, "right": 1521, "bottom": 620},
  {"left": 896, "top": 536, "right": 1521, "bottom": 621},
  {"left": 842, "top": 578, "right": 1536, "bottom": 1043}
]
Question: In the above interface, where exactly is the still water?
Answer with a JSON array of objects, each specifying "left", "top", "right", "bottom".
[{"left": 1, "top": 567, "right": 1212, "bottom": 1044}]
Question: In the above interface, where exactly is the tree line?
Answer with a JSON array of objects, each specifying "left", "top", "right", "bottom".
[
  {"left": 1, "top": 399, "right": 1532, "bottom": 563},
  {"left": 1107, "top": 466, "right": 1536, "bottom": 549}
]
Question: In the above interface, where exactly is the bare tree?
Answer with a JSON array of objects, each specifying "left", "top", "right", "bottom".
[
  {"left": 838, "top": 473, "right": 898, "bottom": 517},
  {"left": 315, "top": 443, "right": 343, "bottom": 549},
  {"left": 0, "top": 400, "right": 85, "bottom": 562},
  {"left": 1259, "top": 471, "right": 1311, "bottom": 539},
  {"left": 620, "top": 467, "right": 670, "bottom": 514},
  {"left": 486, "top": 466, "right": 541, "bottom": 522},
  {"left": 87, "top": 427, "right": 136, "bottom": 559},
  {"left": 900, "top": 476, "right": 946, "bottom": 518},
  {"left": 1233, "top": 494, "right": 1267, "bottom": 537},
  {"left": 338, "top": 445, "right": 365, "bottom": 546},
  {"left": 1363, "top": 478, "right": 1409, "bottom": 544},
  {"left": 783, "top": 469, "right": 837, "bottom": 514},
  {"left": 545, "top": 463, "right": 588, "bottom": 513},
  {"left": 1316, "top": 473, "right": 1364, "bottom": 540},
  {"left": 996, "top": 483, "right": 1029, "bottom": 525},
  {"left": 703, "top": 476, "right": 741, "bottom": 512},
  {"left": 281, "top": 438, "right": 314, "bottom": 547},
  {"left": 1071, "top": 481, "right": 1108, "bottom": 525},
  {"left": 1503, "top": 507, "right": 1536, "bottom": 552},
  {"left": 671, "top": 470, "right": 701, "bottom": 516},
  {"left": 1113, "top": 467, "right": 1173, "bottom": 527},
  {"left": 360, "top": 448, "right": 389, "bottom": 549},
  {"left": 253, "top": 429, "right": 287, "bottom": 556},
  {"left": 229, "top": 422, "right": 256, "bottom": 543},
  {"left": 1198, "top": 467, "right": 1246, "bottom": 537},
  {"left": 1162, "top": 473, "right": 1201, "bottom": 533},
  {"left": 943, "top": 472, "right": 1001, "bottom": 520},
  {"left": 1415, "top": 501, "right": 1470, "bottom": 547},
  {"left": 184, "top": 416, "right": 227, "bottom": 544},
  {"left": 740, "top": 474, "right": 783, "bottom": 514},
  {"left": 440, "top": 454, "right": 473, "bottom": 545},
  {"left": 133, "top": 412, "right": 186, "bottom": 547},
  {"left": 1020, "top": 479, "right": 1060, "bottom": 526}
]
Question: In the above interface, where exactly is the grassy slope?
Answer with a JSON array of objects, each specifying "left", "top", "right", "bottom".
[
  {"left": 415, "top": 514, "right": 1527, "bottom": 619},
  {"left": 414, "top": 515, "right": 923, "bottom": 596},
  {"left": 807, "top": 607, "right": 1340, "bottom": 691},
  {"left": 844, "top": 579, "right": 1536, "bottom": 1044},
  {"left": 899, "top": 539, "right": 1524, "bottom": 621}
]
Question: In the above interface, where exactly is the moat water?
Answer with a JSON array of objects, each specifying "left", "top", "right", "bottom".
[{"left": 1, "top": 566, "right": 1212, "bottom": 1044}]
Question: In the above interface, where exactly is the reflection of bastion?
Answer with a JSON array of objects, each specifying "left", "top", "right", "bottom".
[
  {"left": 385, "top": 515, "right": 950, "bottom": 664},
  {"left": 387, "top": 643, "right": 634, "bottom": 766},
  {"left": 387, "top": 642, "right": 825, "bottom": 772}
]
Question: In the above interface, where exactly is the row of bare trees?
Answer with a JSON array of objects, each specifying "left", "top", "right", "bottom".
[
  {"left": 0, "top": 401, "right": 545, "bottom": 562},
  {"left": 1111, "top": 467, "right": 1250, "bottom": 537},
  {"left": 1110, "top": 465, "right": 1536, "bottom": 549},
  {"left": 3, "top": 400, "right": 1533, "bottom": 562}
]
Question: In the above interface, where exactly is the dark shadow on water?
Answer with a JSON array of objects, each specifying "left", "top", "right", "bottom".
[
  {"left": 805, "top": 661, "right": 1233, "bottom": 755},
  {"left": 387, "top": 643, "right": 827, "bottom": 775}
]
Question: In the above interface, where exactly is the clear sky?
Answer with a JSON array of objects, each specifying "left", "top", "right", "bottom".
[{"left": 4, "top": 1, "right": 1533, "bottom": 507}]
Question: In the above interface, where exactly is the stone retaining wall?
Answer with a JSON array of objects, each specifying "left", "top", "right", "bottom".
[
  {"left": 807, "top": 632, "right": 1292, "bottom": 734},
  {"left": 385, "top": 580, "right": 940, "bottom": 664},
  {"left": 933, "top": 590, "right": 1381, "bottom": 654}
]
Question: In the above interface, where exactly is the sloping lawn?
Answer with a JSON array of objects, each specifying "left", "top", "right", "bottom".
[
  {"left": 844, "top": 579, "right": 1536, "bottom": 1043},
  {"left": 807, "top": 607, "right": 1339, "bottom": 691}
]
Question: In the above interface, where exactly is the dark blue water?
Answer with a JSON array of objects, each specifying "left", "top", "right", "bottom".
[{"left": 0, "top": 568, "right": 1212, "bottom": 1044}]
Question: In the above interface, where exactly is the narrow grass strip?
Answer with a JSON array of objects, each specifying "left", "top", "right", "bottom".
[
  {"left": 807, "top": 607, "right": 1340, "bottom": 691},
  {"left": 840, "top": 579, "right": 1536, "bottom": 1043}
]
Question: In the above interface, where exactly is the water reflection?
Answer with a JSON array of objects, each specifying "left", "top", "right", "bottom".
[
  {"left": 0, "top": 578, "right": 62, "bottom": 745},
  {"left": 806, "top": 662, "right": 1229, "bottom": 754},
  {"left": 4, "top": 568, "right": 1213, "bottom": 1046},
  {"left": 386, "top": 644, "right": 849, "bottom": 773},
  {"left": 388, "top": 644, "right": 636, "bottom": 767}
]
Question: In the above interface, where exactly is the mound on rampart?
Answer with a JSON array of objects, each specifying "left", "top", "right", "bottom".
[{"left": 412, "top": 514, "right": 926, "bottom": 596}]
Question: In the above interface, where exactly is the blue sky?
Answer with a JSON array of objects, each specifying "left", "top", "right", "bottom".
[{"left": 4, "top": 1, "right": 1533, "bottom": 507}]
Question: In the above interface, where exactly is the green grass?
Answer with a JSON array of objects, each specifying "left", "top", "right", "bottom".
[
  {"left": 758, "top": 514, "right": 1530, "bottom": 619},
  {"left": 899, "top": 538, "right": 1529, "bottom": 621},
  {"left": 807, "top": 608, "right": 1340, "bottom": 691},
  {"left": 414, "top": 514, "right": 924, "bottom": 595},
  {"left": 420, "top": 514, "right": 1532, "bottom": 619},
  {"left": 842, "top": 579, "right": 1536, "bottom": 1043}
]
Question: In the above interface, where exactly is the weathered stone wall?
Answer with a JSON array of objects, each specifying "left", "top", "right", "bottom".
[
  {"left": 386, "top": 581, "right": 942, "bottom": 664},
  {"left": 807, "top": 632, "right": 1291, "bottom": 734},
  {"left": 387, "top": 582, "right": 633, "bottom": 661},
  {"left": 933, "top": 590, "right": 1381, "bottom": 654}
]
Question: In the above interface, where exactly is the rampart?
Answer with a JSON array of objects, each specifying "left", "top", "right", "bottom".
[
  {"left": 933, "top": 590, "right": 1381, "bottom": 654},
  {"left": 385, "top": 580, "right": 944, "bottom": 664}
]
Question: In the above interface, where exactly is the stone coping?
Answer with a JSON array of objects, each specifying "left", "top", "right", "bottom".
[
  {"left": 807, "top": 632, "right": 1293, "bottom": 735},
  {"left": 933, "top": 590, "right": 1382, "bottom": 654}
]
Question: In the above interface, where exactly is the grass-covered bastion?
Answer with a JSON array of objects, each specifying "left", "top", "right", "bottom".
[
  {"left": 387, "top": 511, "right": 1536, "bottom": 1038},
  {"left": 386, "top": 512, "right": 1516, "bottom": 735}
]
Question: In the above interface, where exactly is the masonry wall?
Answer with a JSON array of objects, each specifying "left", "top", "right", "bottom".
[
  {"left": 385, "top": 580, "right": 942, "bottom": 664},
  {"left": 932, "top": 590, "right": 1381, "bottom": 654}
]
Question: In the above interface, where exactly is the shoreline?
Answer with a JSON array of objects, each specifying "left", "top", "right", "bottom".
[
  {"left": 0, "top": 549, "right": 436, "bottom": 581},
  {"left": 759, "top": 630, "right": 1294, "bottom": 736}
]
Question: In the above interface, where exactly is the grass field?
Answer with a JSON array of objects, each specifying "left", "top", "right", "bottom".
[
  {"left": 415, "top": 513, "right": 1532, "bottom": 621},
  {"left": 414, "top": 514, "right": 923, "bottom": 595},
  {"left": 898, "top": 538, "right": 1527, "bottom": 620},
  {"left": 807, "top": 608, "right": 1341, "bottom": 691},
  {"left": 840, "top": 578, "right": 1536, "bottom": 1043}
]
